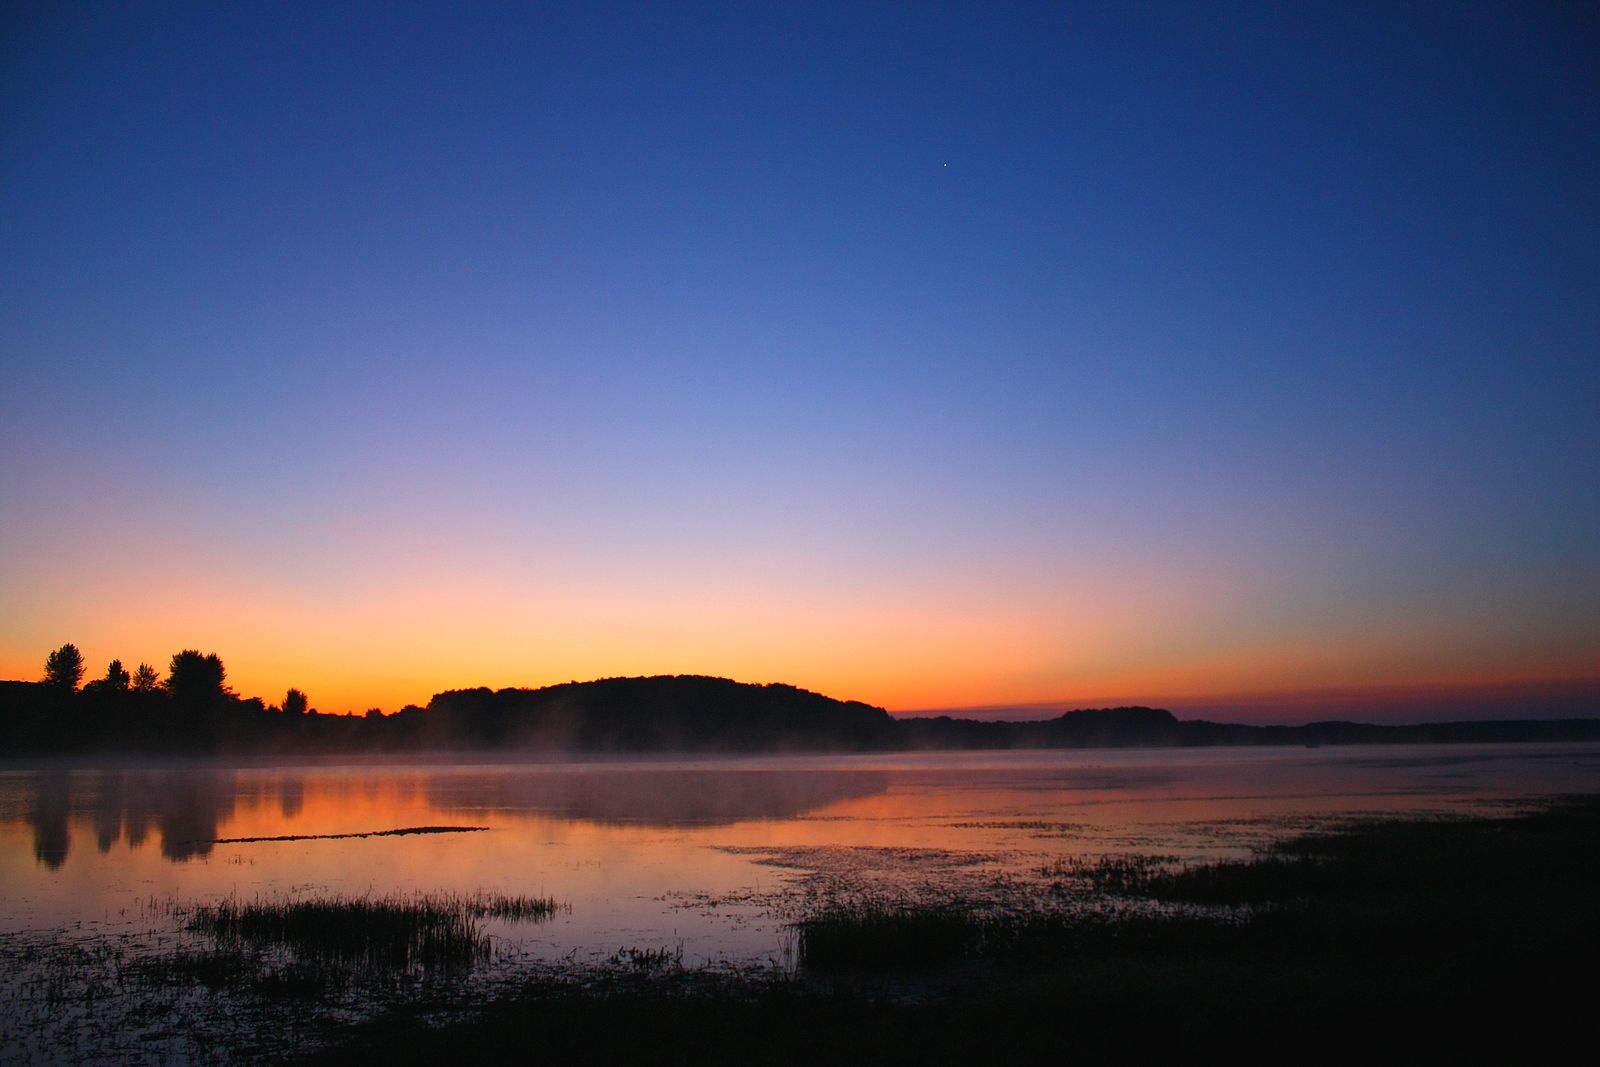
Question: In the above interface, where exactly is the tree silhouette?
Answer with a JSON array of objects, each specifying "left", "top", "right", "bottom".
[
  {"left": 101, "top": 659, "right": 131, "bottom": 691},
  {"left": 166, "top": 650, "right": 227, "bottom": 703},
  {"left": 283, "top": 688, "right": 309, "bottom": 717},
  {"left": 43, "top": 643, "right": 85, "bottom": 690},
  {"left": 131, "top": 663, "right": 161, "bottom": 691}
]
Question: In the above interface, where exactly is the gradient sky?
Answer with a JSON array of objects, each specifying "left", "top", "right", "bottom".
[{"left": 3, "top": 2, "right": 1597, "bottom": 722}]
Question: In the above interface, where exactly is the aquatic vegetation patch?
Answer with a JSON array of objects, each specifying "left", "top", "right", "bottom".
[
  {"left": 0, "top": 931, "right": 339, "bottom": 1063},
  {"left": 608, "top": 944, "right": 685, "bottom": 973},
  {"left": 791, "top": 899, "right": 979, "bottom": 971},
  {"left": 1040, "top": 853, "right": 1181, "bottom": 897},
  {"left": 187, "top": 894, "right": 489, "bottom": 973},
  {"left": 1040, "top": 848, "right": 1362, "bottom": 906},
  {"left": 790, "top": 897, "right": 1242, "bottom": 973},
  {"left": 794, "top": 794, "right": 1600, "bottom": 976},
  {"left": 183, "top": 891, "right": 564, "bottom": 974},
  {"left": 1122, "top": 853, "right": 1339, "bottom": 904},
  {"left": 717, "top": 844, "right": 1024, "bottom": 915},
  {"left": 472, "top": 893, "right": 565, "bottom": 922},
  {"left": 0, "top": 888, "right": 572, "bottom": 1064}
]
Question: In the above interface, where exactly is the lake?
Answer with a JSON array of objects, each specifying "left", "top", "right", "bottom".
[{"left": 2, "top": 743, "right": 1597, "bottom": 1060}]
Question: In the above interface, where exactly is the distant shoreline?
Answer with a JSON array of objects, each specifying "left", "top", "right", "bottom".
[{"left": 5, "top": 672, "right": 1599, "bottom": 758}]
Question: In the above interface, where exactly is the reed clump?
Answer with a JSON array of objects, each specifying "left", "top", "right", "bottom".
[
  {"left": 187, "top": 894, "right": 487, "bottom": 972},
  {"left": 184, "top": 890, "right": 564, "bottom": 974},
  {"left": 609, "top": 944, "right": 685, "bottom": 972},
  {"left": 792, "top": 900, "right": 979, "bottom": 971},
  {"left": 1041, "top": 853, "right": 1180, "bottom": 897},
  {"left": 471, "top": 893, "right": 564, "bottom": 922}
]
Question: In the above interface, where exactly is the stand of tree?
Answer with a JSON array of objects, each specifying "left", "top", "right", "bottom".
[{"left": 2, "top": 644, "right": 1598, "bottom": 757}]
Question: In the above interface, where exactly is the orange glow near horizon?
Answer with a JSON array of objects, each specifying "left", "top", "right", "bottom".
[
  {"left": 3, "top": 622, "right": 1596, "bottom": 724},
  {"left": 3, "top": 518, "right": 1595, "bottom": 723}
]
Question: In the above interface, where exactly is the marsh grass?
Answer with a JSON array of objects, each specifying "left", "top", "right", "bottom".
[
  {"left": 609, "top": 944, "right": 685, "bottom": 972},
  {"left": 792, "top": 901, "right": 1250, "bottom": 972},
  {"left": 794, "top": 794, "right": 1600, "bottom": 979},
  {"left": 792, "top": 900, "right": 978, "bottom": 971},
  {"left": 472, "top": 893, "right": 565, "bottom": 922},
  {"left": 1127, "top": 853, "right": 1339, "bottom": 904},
  {"left": 183, "top": 891, "right": 564, "bottom": 975},
  {"left": 1040, "top": 853, "right": 1181, "bottom": 897},
  {"left": 187, "top": 895, "right": 488, "bottom": 973},
  {"left": 1039, "top": 849, "right": 1341, "bottom": 905},
  {"left": 1, "top": 887, "right": 573, "bottom": 1062},
  {"left": 0, "top": 932, "right": 339, "bottom": 1064}
]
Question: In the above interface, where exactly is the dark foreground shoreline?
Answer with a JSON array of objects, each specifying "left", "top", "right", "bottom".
[{"left": 303, "top": 795, "right": 1600, "bottom": 1065}]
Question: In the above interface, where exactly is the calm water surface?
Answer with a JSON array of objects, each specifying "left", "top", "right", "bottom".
[{"left": 4, "top": 744, "right": 1597, "bottom": 969}]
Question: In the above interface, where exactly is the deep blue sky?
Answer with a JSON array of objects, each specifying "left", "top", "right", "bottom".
[{"left": 3, "top": 2, "right": 1597, "bottom": 719}]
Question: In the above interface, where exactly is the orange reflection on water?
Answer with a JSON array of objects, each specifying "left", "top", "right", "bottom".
[
  {"left": 4, "top": 746, "right": 1598, "bottom": 965},
  {"left": 207, "top": 772, "right": 442, "bottom": 841}
]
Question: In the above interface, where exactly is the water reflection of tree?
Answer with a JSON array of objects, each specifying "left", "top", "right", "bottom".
[
  {"left": 152, "top": 771, "right": 238, "bottom": 861},
  {"left": 425, "top": 769, "right": 892, "bottom": 828},
  {"left": 8, "top": 767, "right": 894, "bottom": 865},
  {"left": 13, "top": 769, "right": 240, "bottom": 866},
  {"left": 27, "top": 771, "right": 71, "bottom": 869},
  {"left": 92, "top": 772, "right": 124, "bottom": 853},
  {"left": 278, "top": 775, "right": 305, "bottom": 819}
]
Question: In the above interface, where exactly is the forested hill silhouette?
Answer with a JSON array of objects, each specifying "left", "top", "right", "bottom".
[
  {"left": 395, "top": 676, "right": 896, "bottom": 752},
  {"left": 3, "top": 644, "right": 1599, "bottom": 756}
]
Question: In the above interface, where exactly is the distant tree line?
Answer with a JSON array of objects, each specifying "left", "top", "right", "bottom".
[
  {"left": 3, "top": 643, "right": 1597, "bottom": 757},
  {"left": 0, "top": 643, "right": 373, "bottom": 755}
]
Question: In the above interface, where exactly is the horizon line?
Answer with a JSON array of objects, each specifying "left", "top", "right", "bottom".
[{"left": 892, "top": 675, "right": 1600, "bottom": 727}]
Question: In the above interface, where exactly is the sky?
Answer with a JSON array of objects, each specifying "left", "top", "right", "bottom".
[{"left": 2, "top": 2, "right": 1597, "bottom": 723}]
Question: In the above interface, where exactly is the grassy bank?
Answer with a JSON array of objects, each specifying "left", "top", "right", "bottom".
[{"left": 303, "top": 795, "right": 1599, "bottom": 1064}]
